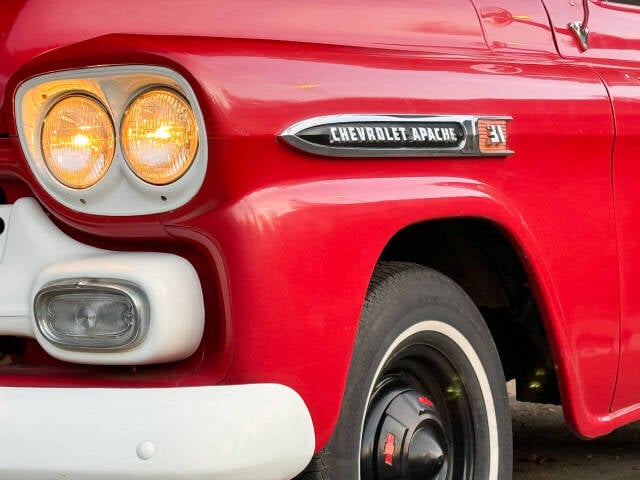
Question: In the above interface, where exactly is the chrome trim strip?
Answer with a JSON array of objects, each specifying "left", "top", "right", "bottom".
[{"left": 279, "top": 114, "right": 513, "bottom": 158}]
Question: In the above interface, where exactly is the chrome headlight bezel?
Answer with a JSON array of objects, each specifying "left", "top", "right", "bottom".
[{"left": 15, "top": 65, "right": 208, "bottom": 216}]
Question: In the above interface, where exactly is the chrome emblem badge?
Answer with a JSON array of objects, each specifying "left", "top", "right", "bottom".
[{"left": 280, "top": 114, "right": 513, "bottom": 157}]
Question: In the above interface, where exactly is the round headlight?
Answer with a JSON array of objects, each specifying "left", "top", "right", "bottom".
[
  {"left": 120, "top": 89, "right": 198, "bottom": 185},
  {"left": 41, "top": 95, "right": 115, "bottom": 189}
]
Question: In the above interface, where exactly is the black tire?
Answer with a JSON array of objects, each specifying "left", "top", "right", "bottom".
[{"left": 297, "top": 261, "right": 512, "bottom": 480}]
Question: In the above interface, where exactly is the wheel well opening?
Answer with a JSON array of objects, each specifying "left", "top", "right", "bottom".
[{"left": 379, "top": 218, "right": 560, "bottom": 404}]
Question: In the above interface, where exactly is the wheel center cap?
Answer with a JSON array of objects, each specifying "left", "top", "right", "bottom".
[
  {"left": 408, "top": 426, "right": 446, "bottom": 478},
  {"left": 362, "top": 389, "right": 449, "bottom": 480}
]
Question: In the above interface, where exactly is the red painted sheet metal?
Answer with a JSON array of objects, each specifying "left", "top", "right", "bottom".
[{"left": 0, "top": 0, "right": 631, "bottom": 447}]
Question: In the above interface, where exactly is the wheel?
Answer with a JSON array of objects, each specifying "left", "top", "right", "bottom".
[{"left": 297, "top": 262, "right": 512, "bottom": 480}]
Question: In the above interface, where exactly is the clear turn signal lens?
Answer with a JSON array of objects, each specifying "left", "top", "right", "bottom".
[
  {"left": 120, "top": 89, "right": 198, "bottom": 185},
  {"left": 34, "top": 280, "right": 148, "bottom": 350},
  {"left": 41, "top": 95, "right": 115, "bottom": 189}
]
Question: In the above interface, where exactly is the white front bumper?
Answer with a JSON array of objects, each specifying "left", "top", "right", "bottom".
[
  {"left": 0, "top": 383, "right": 315, "bottom": 480},
  {"left": 0, "top": 197, "right": 204, "bottom": 364}
]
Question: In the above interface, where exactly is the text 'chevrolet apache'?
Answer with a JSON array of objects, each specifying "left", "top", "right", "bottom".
[{"left": 0, "top": 0, "right": 639, "bottom": 479}]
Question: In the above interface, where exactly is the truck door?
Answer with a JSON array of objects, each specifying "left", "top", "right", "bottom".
[{"left": 543, "top": 0, "right": 640, "bottom": 413}]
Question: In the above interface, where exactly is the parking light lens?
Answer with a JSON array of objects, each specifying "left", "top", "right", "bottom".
[
  {"left": 41, "top": 95, "right": 115, "bottom": 189},
  {"left": 35, "top": 280, "right": 148, "bottom": 350},
  {"left": 121, "top": 89, "right": 198, "bottom": 185}
]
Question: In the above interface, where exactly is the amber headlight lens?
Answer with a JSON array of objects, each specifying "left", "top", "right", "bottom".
[
  {"left": 41, "top": 95, "right": 115, "bottom": 189},
  {"left": 120, "top": 89, "right": 198, "bottom": 185}
]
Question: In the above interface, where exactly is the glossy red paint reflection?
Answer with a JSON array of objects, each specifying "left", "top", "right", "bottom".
[{"left": 0, "top": 0, "right": 638, "bottom": 451}]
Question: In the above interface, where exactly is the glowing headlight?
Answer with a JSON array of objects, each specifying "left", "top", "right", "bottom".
[
  {"left": 121, "top": 89, "right": 198, "bottom": 185},
  {"left": 16, "top": 66, "right": 207, "bottom": 215},
  {"left": 41, "top": 95, "right": 115, "bottom": 189}
]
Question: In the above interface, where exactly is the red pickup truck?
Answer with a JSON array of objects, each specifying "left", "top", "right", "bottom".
[{"left": 1, "top": 0, "right": 639, "bottom": 479}]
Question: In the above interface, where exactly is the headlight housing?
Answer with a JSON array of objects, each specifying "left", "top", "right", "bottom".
[{"left": 15, "top": 66, "right": 207, "bottom": 216}]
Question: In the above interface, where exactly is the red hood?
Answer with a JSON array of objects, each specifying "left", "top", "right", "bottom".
[{"left": 0, "top": 0, "right": 486, "bottom": 135}]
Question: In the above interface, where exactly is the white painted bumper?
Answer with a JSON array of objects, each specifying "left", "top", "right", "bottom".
[
  {"left": 0, "top": 384, "right": 315, "bottom": 480},
  {"left": 0, "top": 198, "right": 204, "bottom": 364}
]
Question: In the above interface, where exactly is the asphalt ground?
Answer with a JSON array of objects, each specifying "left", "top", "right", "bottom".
[{"left": 512, "top": 398, "right": 640, "bottom": 479}]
